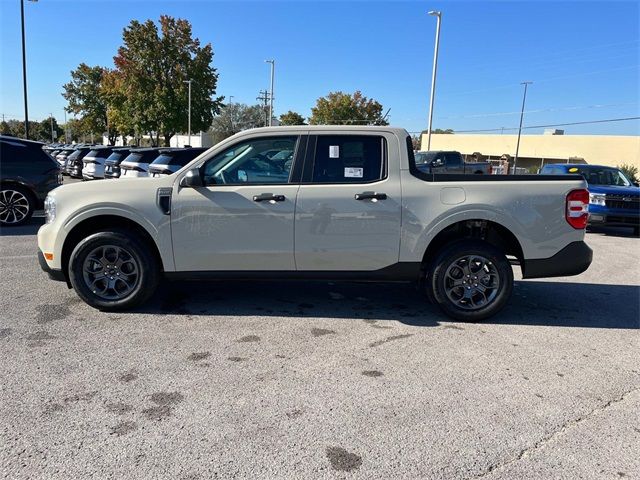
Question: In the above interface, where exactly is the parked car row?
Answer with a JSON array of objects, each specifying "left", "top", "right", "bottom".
[{"left": 41, "top": 144, "right": 206, "bottom": 180}]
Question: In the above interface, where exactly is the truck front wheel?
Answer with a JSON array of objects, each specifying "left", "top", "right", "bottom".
[
  {"left": 68, "top": 229, "right": 160, "bottom": 311},
  {"left": 426, "top": 240, "right": 513, "bottom": 321}
]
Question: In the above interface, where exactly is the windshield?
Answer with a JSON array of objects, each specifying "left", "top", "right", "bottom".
[
  {"left": 570, "top": 166, "right": 631, "bottom": 186},
  {"left": 414, "top": 152, "right": 438, "bottom": 165}
]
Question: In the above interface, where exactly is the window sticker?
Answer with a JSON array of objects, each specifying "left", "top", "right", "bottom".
[
  {"left": 329, "top": 146, "right": 340, "bottom": 158},
  {"left": 568, "top": 167, "right": 578, "bottom": 173},
  {"left": 344, "top": 167, "right": 363, "bottom": 178},
  {"left": 237, "top": 170, "right": 248, "bottom": 182}
]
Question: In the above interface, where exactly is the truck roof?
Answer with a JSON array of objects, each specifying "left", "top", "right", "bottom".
[{"left": 243, "top": 125, "right": 409, "bottom": 136}]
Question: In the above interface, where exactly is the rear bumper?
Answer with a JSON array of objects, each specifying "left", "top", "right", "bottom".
[
  {"left": 522, "top": 241, "right": 592, "bottom": 279},
  {"left": 37, "top": 249, "right": 67, "bottom": 283}
]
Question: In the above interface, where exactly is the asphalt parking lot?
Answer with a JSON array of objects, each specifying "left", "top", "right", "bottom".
[{"left": 1, "top": 218, "right": 638, "bottom": 479}]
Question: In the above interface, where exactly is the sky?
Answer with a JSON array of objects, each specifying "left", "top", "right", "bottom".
[{"left": 1, "top": 0, "right": 639, "bottom": 136}]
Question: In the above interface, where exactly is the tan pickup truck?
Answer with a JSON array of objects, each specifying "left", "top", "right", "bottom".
[{"left": 38, "top": 126, "right": 592, "bottom": 321}]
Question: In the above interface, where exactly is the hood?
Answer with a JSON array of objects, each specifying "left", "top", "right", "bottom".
[
  {"left": 588, "top": 184, "right": 640, "bottom": 196},
  {"left": 49, "top": 176, "right": 173, "bottom": 201}
]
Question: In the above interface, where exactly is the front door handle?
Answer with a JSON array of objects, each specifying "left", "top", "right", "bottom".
[
  {"left": 355, "top": 192, "right": 387, "bottom": 201},
  {"left": 253, "top": 193, "right": 286, "bottom": 202}
]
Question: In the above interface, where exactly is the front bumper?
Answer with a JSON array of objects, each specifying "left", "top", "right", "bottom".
[
  {"left": 588, "top": 204, "right": 640, "bottom": 228},
  {"left": 522, "top": 241, "right": 593, "bottom": 279},
  {"left": 37, "top": 249, "right": 67, "bottom": 283}
]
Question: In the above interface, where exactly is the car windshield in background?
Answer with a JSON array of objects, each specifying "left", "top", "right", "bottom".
[
  {"left": 106, "top": 151, "right": 128, "bottom": 162},
  {"left": 415, "top": 152, "right": 437, "bottom": 165},
  {"left": 571, "top": 166, "right": 631, "bottom": 187}
]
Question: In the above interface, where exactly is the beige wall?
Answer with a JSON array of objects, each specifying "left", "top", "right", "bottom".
[{"left": 420, "top": 134, "right": 640, "bottom": 168}]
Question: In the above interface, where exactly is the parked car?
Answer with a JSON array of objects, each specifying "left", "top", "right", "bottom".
[
  {"left": 64, "top": 147, "right": 92, "bottom": 178},
  {"left": 55, "top": 148, "right": 76, "bottom": 172},
  {"left": 540, "top": 163, "right": 640, "bottom": 234},
  {"left": 103, "top": 148, "right": 133, "bottom": 179},
  {"left": 37, "top": 126, "right": 592, "bottom": 321},
  {"left": 119, "top": 148, "right": 161, "bottom": 178},
  {"left": 414, "top": 151, "right": 492, "bottom": 174},
  {"left": 82, "top": 147, "right": 114, "bottom": 180},
  {"left": 147, "top": 147, "right": 207, "bottom": 177},
  {"left": 0, "top": 136, "right": 62, "bottom": 226}
]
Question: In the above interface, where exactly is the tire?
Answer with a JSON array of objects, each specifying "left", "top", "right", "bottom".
[
  {"left": 68, "top": 229, "right": 160, "bottom": 311},
  {"left": 426, "top": 239, "right": 513, "bottom": 322},
  {"left": 0, "top": 184, "right": 35, "bottom": 226}
]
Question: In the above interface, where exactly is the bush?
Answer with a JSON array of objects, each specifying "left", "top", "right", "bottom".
[{"left": 618, "top": 163, "right": 639, "bottom": 183}]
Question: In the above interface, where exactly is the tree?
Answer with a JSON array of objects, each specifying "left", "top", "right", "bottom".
[
  {"left": 279, "top": 110, "right": 306, "bottom": 126},
  {"left": 618, "top": 163, "right": 639, "bottom": 183},
  {"left": 62, "top": 64, "right": 113, "bottom": 142},
  {"left": 209, "top": 103, "right": 266, "bottom": 143},
  {"left": 309, "top": 91, "right": 388, "bottom": 125},
  {"left": 32, "top": 116, "right": 60, "bottom": 143},
  {"left": 421, "top": 128, "right": 454, "bottom": 135},
  {"left": 114, "top": 15, "right": 223, "bottom": 146}
]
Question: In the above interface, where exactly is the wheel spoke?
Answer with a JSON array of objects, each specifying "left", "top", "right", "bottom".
[
  {"left": 444, "top": 253, "right": 501, "bottom": 311},
  {"left": 82, "top": 244, "right": 139, "bottom": 301}
]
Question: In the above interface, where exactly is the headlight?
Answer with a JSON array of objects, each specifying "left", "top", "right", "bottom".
[
  {"left": 589, "top": 193, "right": 606, "bottom": 206},
  {"left": 44, "top": 195, "right": 56, "bottom": 224}
]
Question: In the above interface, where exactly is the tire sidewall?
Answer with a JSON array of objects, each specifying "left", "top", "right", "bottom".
[
  {"left": 429, "top": 240, "right": 513, "bottom": 322},
  {"left": 68, "top": 230, "right": 158, "bottom": 311},
  {"left": 0, "top": 184, "right": 35, "bottom": 226}
]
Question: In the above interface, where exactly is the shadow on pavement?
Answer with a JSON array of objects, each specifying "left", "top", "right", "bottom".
[
  {"left": 0, "top": 216, "right": 45, "bottom": 237},
  {"left": 587, "top": 226, "right": 639, "bottom": 238},
  {"left": 139, "top": 279, "right": 639, "bottom": 329}
]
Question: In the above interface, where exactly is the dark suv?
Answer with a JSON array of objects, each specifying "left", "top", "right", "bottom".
[
  {"left": 0, "top": 136, "right": 62, "bottom": 226},
  {"left": 103, "top": 148, "right": 133, "bottom": 179}
]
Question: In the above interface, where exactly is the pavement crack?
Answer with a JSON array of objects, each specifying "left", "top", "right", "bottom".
[{"left": 473, "top": 386, "right": 640, "bottom": 479}]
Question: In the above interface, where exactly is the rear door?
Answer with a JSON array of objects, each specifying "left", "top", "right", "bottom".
[{"left": 294, "top": 132, "right": 401, "bottom": 271}]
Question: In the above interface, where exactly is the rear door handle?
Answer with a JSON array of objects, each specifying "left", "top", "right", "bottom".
[
  {"left": 253, "top": 193, "right": 286, "bottom": 202},
  {"left": 355, "top": 192, "right": 387, "bottom": 201}
]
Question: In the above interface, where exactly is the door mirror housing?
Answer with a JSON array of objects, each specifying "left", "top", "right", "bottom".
[{"left": 180, "top": 168, "right": 203, "bottom": 188}]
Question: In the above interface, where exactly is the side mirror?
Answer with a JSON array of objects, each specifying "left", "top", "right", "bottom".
[{"left": 180, "top": 168, "right": 203, "bottom": 188}]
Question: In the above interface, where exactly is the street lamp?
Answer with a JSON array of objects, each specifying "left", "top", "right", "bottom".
[
  {"left": 426, "top": 10, "right": 441, "bottom": 151},
  {"left": 265, "top": 60, "right": 275, "bottom": 126},
  {"left": 20, "top": 0, "right": 38, "bottom": 139},
  {"left": 513, "top": 81, "right": 533, "bottom": 174},
  {"left": 184, "top": 79, "right": 192, "bottom": 146}
]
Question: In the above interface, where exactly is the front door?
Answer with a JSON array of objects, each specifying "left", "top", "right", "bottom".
[
  {"left": 294, "top": 133, "right": 401, "bottom": 271},
  {"left": 171, "top": 134, "right": 304, "bottom": 271}
]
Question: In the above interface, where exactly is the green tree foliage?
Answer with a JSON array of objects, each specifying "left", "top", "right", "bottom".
[
  {"left": 309, "top": 91, "right": 388, "bottom": 126},
  {"left": 420, "top": 128, "right": 454, "bottom": 135},
  {"left": 113, "top": 15, "right": 222, "bottom": 146},
  {"left": 279, "top": 111, "right": 306, "bottom": 126},
  {"left": 210, "top": 103, "right": 266, "bottom": 143},
  {"left": 618, "top": 163, "right": 639, "bottom": 183},
  {"left": 32, "top": 116, "right": 61, "bottom": 142},
  {"left": 62, "top": 64, "right": 113, "bottom": 142}
]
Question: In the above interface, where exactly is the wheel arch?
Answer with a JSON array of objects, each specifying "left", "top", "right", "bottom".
[
  {"left": 61, "top": 215, "right": 165, "bottom": 283},
  {"left": 421, "top": 219, "right": 524, "bottom": 274}
]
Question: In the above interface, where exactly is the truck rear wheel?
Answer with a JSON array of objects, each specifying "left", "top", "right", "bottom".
[
  {"left": 68, "top": 229, "right": 159, "bottom": 311},
  {"left": 426, "top": 240, "right": 513, "bottom": 321}
]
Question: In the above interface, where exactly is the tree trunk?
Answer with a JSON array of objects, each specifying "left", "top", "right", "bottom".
[{"left": 163, "top": 133, "right": 173, "bottom": 147}]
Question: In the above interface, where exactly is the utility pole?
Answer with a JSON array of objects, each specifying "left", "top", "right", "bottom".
[
  {"left": 257, "top": 90, "right": 270, "bottom": 127},
  {"left": 513, "top": 81, "right": 532, "bottom": 174},
  {"left": 184, "top": 80, "right": 192, "bottom": 146},
  {"left": 49, "top": 113, "right": 54, "bottom": 143},
  {"left": 265, "top": 60, "right": 275, "bottom": 126},
  {"left": 20, "top": 0, "right": 37, "bottom": 139},
  {"left": 426, "top": 10, "right": 442, "bottom": 151}
]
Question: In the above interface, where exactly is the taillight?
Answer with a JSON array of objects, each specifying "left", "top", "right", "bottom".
[{"left": 566, "top": 189, "right": 589, "bottom": 229}]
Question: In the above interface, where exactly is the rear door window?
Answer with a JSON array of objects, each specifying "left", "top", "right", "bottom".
[{"left": 311, "top": 135, "right": 386, "bottom": 184}]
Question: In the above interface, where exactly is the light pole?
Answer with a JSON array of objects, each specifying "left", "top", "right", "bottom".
[
  {"left": 265, "top": 60, "right": 275, "bottom": 126},
  {"left": 20, "top": 0, "right": 37, "bottom": 139},
  {"left": 513, "top": 81, "right": 532, "bottom": 174},
  {"left": 184, "top": 79, "right": 192, "bottom": 146},
  {"left": 426, "top": 10, "right": 441, "bottom": 151},
  {"left": 49, "top": 113, "right": 54, "bottom": 142}
]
